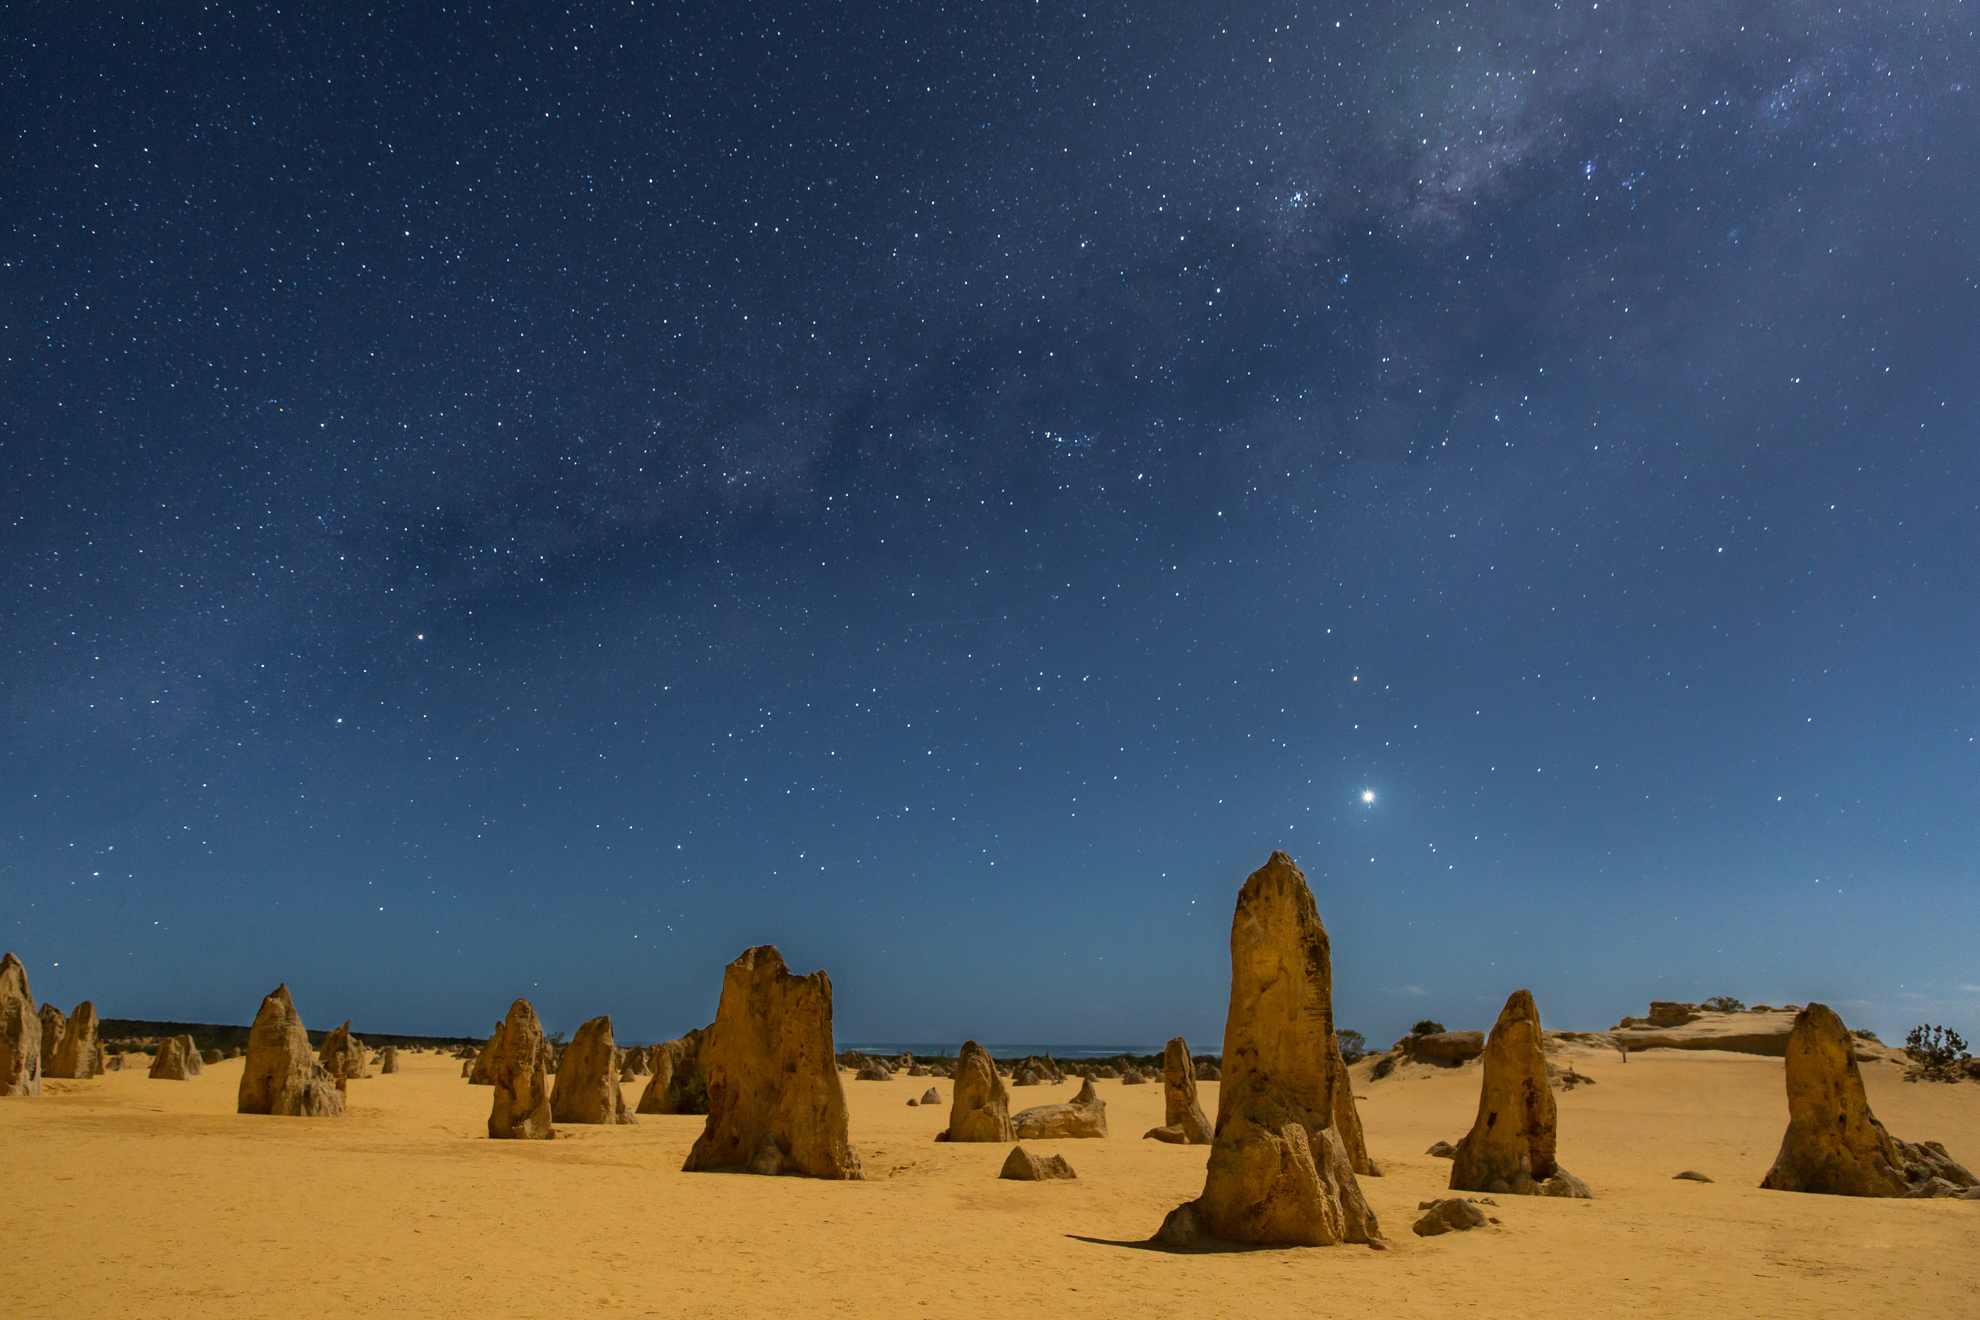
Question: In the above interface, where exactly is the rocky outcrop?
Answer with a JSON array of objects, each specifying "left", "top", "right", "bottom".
[
  {"left": 681, "top": 945, "right": 862, "bottom": 1179},
  {"left": 39, "top": 1005, "right": 66, "bottom": 1067},
  {"left": 1449, "top": 990, "right": 1589, "bottom": 1198},
  {"left": 378, "top": 1046, "right": 400, "bottom": 1074},
  {"left": 1152, "top": 852, "right": 1380, "bottom": 1249},
  {"left": 551, "top": 1015, "right": 636, "bottom": 1125},
  {"left": 1617, "top": 1001, "right": 1707, "bottom": 1029},
  {"left": 620, "top": 1045, "right": 650, "bottom": 1078},
  {"left": 1143, "top": 1036, "right": 1212, "bottom": 1145},
  {"left": 487, "top": 999, "right": 555, "bottom": 1140},
  {"left": 920, "top": 1087, "right": 941, "bottom": 1106},
  {"left": 855, "top": 1057, "right": 893, "bottom": 1081},
  {"left": 1014, "top": 1077, "right": 1109, "bottom": 1139},
  {"left": 468, "top": 1023, "right": 503, "bottom": 1085},
  {"left": 0, "top": 952, "right": 42, "bottom": 1096},
  {"left": 149, "top": 1035, "right": 200, "bottom": 1080},
  {"left": 637, "top": 1028, "right": 711, "bottom": 1115},
  {"left": 319, "top": 1022, "right": 369, "bottom": 1081},
  {"left": 237, "top": 985, "right": 344, "bottom": 1117},
  {"left": 1392, "top": 1030, "right": 1485, "bottom": 1064},
  {"left": 1000, "top": 1145, "right": 1078, "bottom": 1180},
  {"left": 1760, "top": 1003, "right": 1977, "bottom": 1196},
  {"left": 938, "top": 1040, "right": 1015, "bottom": 1143},
  {"left": 1603, "top": 1003, "right": 1902, "bottom": 1062},
  {"left": 44, "top": 1001, "right": 101, "bottom": 1079}
]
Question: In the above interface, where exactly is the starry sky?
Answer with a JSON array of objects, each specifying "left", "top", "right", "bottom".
[{"left": 5, "top": 1, "right": 1977, "bottom": 1050}]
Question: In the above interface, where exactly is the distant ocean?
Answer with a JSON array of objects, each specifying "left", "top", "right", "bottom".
[{"left": 841, "top": 1043, "right": 1164, "bottom": 1060}]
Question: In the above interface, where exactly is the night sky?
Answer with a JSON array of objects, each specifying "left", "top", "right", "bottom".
[{"left": 6, "top": 1, "right": 1977, "bottom": 1051}]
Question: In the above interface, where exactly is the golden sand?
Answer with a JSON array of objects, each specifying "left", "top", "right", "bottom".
[{"left": 3, "top": 1045, "right": 1975, "bottom": 1317}]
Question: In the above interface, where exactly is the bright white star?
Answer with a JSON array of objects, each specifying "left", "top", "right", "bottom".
[{"left": 1361, "top": 790, "right": 1377, "bottom": 804}]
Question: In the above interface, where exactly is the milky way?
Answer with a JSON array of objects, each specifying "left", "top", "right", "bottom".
[{"left": 5, "top": 1, "right": 1977, "bottom": 1046}]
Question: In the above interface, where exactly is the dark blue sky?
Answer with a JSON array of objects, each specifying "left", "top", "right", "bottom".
[{"left": 5, "top": 0, "right": 1976, "bottom": 1049}]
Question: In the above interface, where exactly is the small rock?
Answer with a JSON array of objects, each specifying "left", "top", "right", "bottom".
[
  {"left": 1905, "top": 1177, "right": 1964, "bottom": 1199},
  {"left": 1426, "top": 1141, "right": 1458, "bottom": 1159},
  {"left": 919, "top": 1087, "right": 940, "bottom": 1105},
  {"left": 1412, "top": 1198, "right": 1489, "bottom": 1237},
  {"left": 1541, "top": 1170, "right": 1593, "bottom": 1198},
  {"left": 999, "top": 1144, "right": 1077, "bottom": 1181},
  {"left": 746, "top": 1133, "right": 785, "bottom": 1176},
  {"left": 1673, "top": 1170, "right": 1714, "bottom": 1183}
]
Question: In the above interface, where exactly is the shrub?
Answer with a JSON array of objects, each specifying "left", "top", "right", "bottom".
[
  {"left": 1337, "top": 1030, "right": 1367, "bottom": 1064},
  {"left": 1904, "top": 1025, "right": 1970, "bottom": 1081},
  {"left": 1410, "top": 1020, "right": 1446, "bottom": 1037},
  {"left": 1702, "top": 996, "right": 1745, "bottom": 1013},
  {"left": 1369, "top": 1054, "right": 1397, "bottom": 1081}
]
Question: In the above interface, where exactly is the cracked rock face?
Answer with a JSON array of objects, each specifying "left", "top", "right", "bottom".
[
  {"left": 1153, "top": 852, "right": 1381, "bottom": 1249},
  {"left": 682, "top": 945, "right": 862, "bottom": 1180},
  {"left": 1760, "top": 1003, "right": 1977, "bottom": 1197}
]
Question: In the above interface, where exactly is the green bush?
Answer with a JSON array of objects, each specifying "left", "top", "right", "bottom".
[
  {"left": 1702, "top": 996, "right": 1745, "bottom": 1013},
  {"left": 1410, "top": 1020, "right": 1445, "bottom": 1037},
  {"left": 1336, "top": 1030, "right": 1367, "bottom": 1064},
  {"left": 1905, "top": 1025, "right": 1969, "bottom": 1082}
]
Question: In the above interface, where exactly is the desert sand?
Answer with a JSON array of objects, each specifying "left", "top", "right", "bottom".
[{"left": 3, "top": 1039, "right": 1976, "bottom": 1317}]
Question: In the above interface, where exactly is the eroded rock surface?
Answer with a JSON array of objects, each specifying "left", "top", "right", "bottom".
[
  {"left": 1760, "top": 1002, "right": 1978, "bottom": 1196},
  {"left": 149, "top": 1035, "right": 200, "bottom": 1080},
  {"left": 467, "top": 1023, "right": 503, "bottom": 1085},
  {"left": 551, "top": 1014, "right": 636, "bottom": 1125},
  {"left": 1014, "top": 1077, "right": 1109, "bottom": 1139},
  {"left": 939, "top": 1040, "right": 1015, "bottom": 1143},
  {"left": 0, "top": 952, "right": 41, "bottom": 1096},
  {"left": 1449, "top": 990, "right": 1589, "bottom": 1198},
  {"left": 378, "top": 1046, "right": 400, "bottom": 1074},
  {"left": 487, "top": 999, "right": 555, "bottom": 1139},
  {"left": 1142, "top": 1036, "right": 1212, "bottom": 1145},
  {"left": 1412, "top": 1198, "right": 1489, "bottom": 1236},
  {"left": 44, "top": 1001, "right": 101, "bottom": 1079},
  {"left": 1000, "top": 1145, "right": 1078, "bottom": 1180},
  {"left": 681, "top": 945, "right": 862, "bottom": 1179},
  {"left": 1153, "top": 853, "right": 1380, "bottom": 1249},
  {"left": 636, "top": 1028, "right": 710, "bottom": 1115},
  {"left": 237, "top": 984, "right": 344, "bottom": 1117},
  {"left": 1392, "top": 1030, "right": 1486, "bottom": 1063},
  {"left": 319, "top": 1022, "right": 369, "bottom": 1081}
]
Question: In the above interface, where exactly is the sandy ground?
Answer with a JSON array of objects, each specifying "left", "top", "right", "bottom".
[{"left": 3, "top": 1046, "right": 1976, "bottom": 1317}]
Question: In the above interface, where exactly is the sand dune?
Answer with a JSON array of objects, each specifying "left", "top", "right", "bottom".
[{"left": 2, "top": 1045, "right": 1975, "bottom": 1317}]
